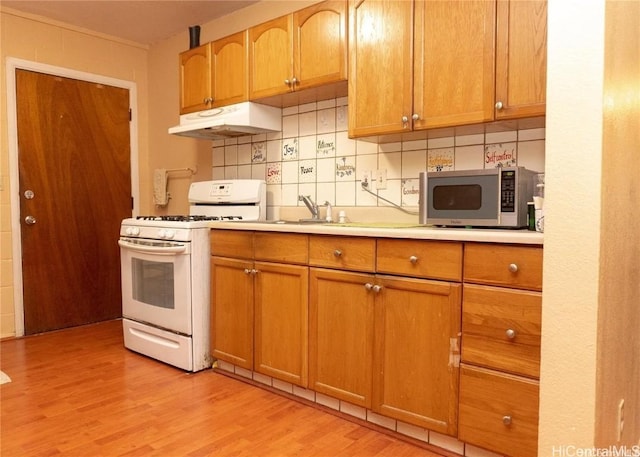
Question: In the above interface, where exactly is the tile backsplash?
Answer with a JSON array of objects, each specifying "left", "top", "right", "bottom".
[{"left": 211, "top": 97, "right": 545, "bottom": 220}]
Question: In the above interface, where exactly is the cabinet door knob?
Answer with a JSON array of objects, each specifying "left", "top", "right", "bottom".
[
  {"left": 333, "top": 249, "right": 342, "bottom": 257},
  {"left": 244, "top": 268, "right": 251, "bottom": 274},
  {"left": 412, "top": 113, "right": 419, "bottom": 121},
  {"left": 502, "top": 415, "right": 512, "bottom": 426},
  {"left": 372, "top": 284, "right": 382, "bottom": 293},
  {"left": 409, "top": 255, "right": 418, "bottom": 264},
  {"left": 401, "top": 115, "right": 409, "bottom": 123},
  {"left": 495, "top": 101, "right": 504, "bottom": 110},
  {"left": 204, "top": 97, "right": 213, "bottom": 105},
  {"left": 506, "top": 329, "right": 516, "bottom": 339},
  {"left": 291, "top": 77, "right": 298, "bottom": 85},
  {"left": 284, "top": 79, "right": 291, "bottom": 86},
  {"left": 364, "top": 283, "right": 373, "bottom": 290},
  {"left": 508, "top": 263, "right": 518, "bottom": 273}
]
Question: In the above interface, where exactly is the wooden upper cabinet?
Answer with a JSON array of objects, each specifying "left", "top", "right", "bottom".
[
  {"left": 349, "top": 0, "right": 496, "bottom": 137},
  {"left": 249, "top": 1, "right": 347, "bottom": 101},
  {"left": 294, "top": 0, "right": 348, "bottom": 91},
  {"left": 212, "top": 31, "right": 248, "bottom": 107},
  {"left": 179, "top": 43, "right": 212, "bottom": 114},
  {"left": 414, "top": 0, "right": 496, "bottom": 129},
  {"left": 348, "top": 0, "right": 412, "bottom": 137},
  {"left": 249, "top": 15, "right": 293, "bottom": 99},
  {"left": 495, "top": 0, "right": 547, "bottom": 119}
]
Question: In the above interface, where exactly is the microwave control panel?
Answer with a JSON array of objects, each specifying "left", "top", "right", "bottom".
[{"left": 500, "top": 170, "right": 516, "bottom": 212}]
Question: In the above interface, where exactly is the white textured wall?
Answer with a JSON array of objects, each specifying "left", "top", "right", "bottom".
[{"left": 538, "top": 0, "right": 605, "bottom": 451}]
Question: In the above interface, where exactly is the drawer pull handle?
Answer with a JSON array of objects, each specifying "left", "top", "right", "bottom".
[
  {"left": 365, "top": 283, "right": 373, "bottom": 290},
  {"left": 409, "top": 255, "right": 418, "bottom": 264},
  {"left": 333, "top": 249, "right": 343, "bottom": 257},
  {"left": 508, "top": 263, "right": 518, "bottom": 273},
  {"left": 506, "top": 329, "right": 517, "bottom": 339},
  {"left": 502, "top": 415, "right": 512, "bottom": 426},
  {"left": 372, "top": 285, "right": 382, "bottom": 293}
]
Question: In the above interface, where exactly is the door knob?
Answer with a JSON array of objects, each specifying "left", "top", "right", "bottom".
[
  {"left": 24, "top": 190, "right": 35, "bottom": 199},
  {"left": 25, "top": 215, "right": 37, "bottom": 225}
]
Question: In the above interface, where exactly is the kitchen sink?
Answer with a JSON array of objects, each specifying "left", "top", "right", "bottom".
[{"left": 269, "top": 219, "right": 329, "bottom": 225}]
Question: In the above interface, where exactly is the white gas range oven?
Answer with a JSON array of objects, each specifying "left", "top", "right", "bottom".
[{"left": 118, "top": 179, "right": 266, "bottom": 371}]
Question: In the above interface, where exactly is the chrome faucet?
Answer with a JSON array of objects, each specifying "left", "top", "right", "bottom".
[{"left": 298, "top": 195, "right": 320, "bottom": 219}]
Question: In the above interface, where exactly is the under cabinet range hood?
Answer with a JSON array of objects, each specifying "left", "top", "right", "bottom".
[{"left": 168, "top": 102, "right": 282, "bottom": 140}]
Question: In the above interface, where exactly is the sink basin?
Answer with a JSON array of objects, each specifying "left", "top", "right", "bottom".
[{"left": 269, "top": 219, "right": 328, "bottom": 225}]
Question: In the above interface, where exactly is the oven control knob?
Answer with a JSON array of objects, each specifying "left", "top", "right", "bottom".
[
  {"left": 125, "top": 227, "right": 140, "bottom": 236},
  {"left": 164, "top": 229, "right": 175, "bottom": 239},
  {"left": 158, "top": 229, "right": 167, "bottom": 239}
]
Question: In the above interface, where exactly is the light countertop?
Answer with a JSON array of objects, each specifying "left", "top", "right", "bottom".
[{"left": 209, "top": 221, "right": 544, "bottom": 245}]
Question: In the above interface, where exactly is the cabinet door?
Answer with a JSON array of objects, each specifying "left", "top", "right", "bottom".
[
  {"left": 459, "top": 364, "right": 539, "bottom": 457},
  {"left": 309, "top": 268, "right": 374, "bottom": 408},
  {"left": 414, "top": 0, "right": 495, "bottom": 129},
  {"left": 179, "top": 43, "right": 212, "bottom": 114},
  {"left": 254, "top": 261, "right": 309, "bottom": 387},
  {"left": 495, "top": 0, "right": 547, "bottom": 119},
  {"left": 372, "top": 275, "right": 462, "bottom": 436},
  {"left": 348, "top": 0, "right": 413, "bottom": 137},
  {"left": 213, "top": 31, "right": 248, "bottom": 107},
  {"left": 294, "top": 0, "right": 347, "bottom": 91},
  {"left": 210, "top": 256, "right": 254, "bottom": 369},
  {"left": 249, "top": 15, "right": 293, "bottom": 99}
]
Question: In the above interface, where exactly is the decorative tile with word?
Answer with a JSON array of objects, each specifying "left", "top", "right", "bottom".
[
  {"left": 299, "top": 159, "right": 316, "bottom": 183},
  {"left": 485, "top": 142, "right": 517, "bottom": 168},
  {"left": 251, "top": 142, "right": 266, "bottom": 163},
  {"left": 427, "top": 147, "right": 455, "bottom": 172},
  {"left": 401, "top": 179, "right": 420, "bottom": 206},
  {"left": 317, "top": 134, "right": 336, "bottom": 157},
  {"left": 335, "top": 156, "right": 356, "bottom": 180},
  {"left": 266, "top": 162, "right": 282, "bottom": 184},
  {"left": 282, "top": 138, "right": 298, "bottom": 160}
]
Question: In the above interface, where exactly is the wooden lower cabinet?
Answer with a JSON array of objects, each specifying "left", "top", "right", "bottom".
[
  {"left": 372, "top": 275, "right": 461, "bottom": 436},
  {"left": 254, "top": 261, "right": 308, "bottom": 387},
  {"left": 211, "top": 231, "right": 543, "bottom": 450},
  {"left": 210, "top": 256, "right": 254, "bottom": 369},
  {"left": 309, "top": 269, "right": 462, "bottom": 436},
  {"left": 210, "top": 230, "right": 309, "bottom": 387},
  {"left": 459, "top": 364, "right": 539, "bottom": 457},
  {"left": 309, "top": 268, "right": 375, "bottom": 407}
]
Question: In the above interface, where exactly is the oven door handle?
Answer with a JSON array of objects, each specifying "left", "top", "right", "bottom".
[{"left": 118, "top": 239, "right": 187, "bottom": 255}]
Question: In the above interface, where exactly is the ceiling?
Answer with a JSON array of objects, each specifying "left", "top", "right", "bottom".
[{"left": 1, "top": 0, "right": 259, "bottom": 45}]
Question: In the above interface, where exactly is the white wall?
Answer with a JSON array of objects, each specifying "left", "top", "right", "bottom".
[{"left": 540, "top": 0, "right": 640, "bottom": 451}]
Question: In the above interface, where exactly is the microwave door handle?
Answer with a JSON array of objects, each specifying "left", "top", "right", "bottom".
[{"left": 118, "top": 239, "right": 187, "bottom": 255}]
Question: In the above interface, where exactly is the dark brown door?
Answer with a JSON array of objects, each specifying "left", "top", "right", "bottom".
[{"left": 16, "top": 69, "right": 132, "bottom": 335}]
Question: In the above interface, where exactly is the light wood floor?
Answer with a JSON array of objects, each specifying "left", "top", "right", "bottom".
[{"left": 1, "top": 320, "right": 451, "bottom": 456}]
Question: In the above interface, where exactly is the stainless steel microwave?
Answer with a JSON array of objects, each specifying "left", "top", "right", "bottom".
[{"left": 418, "top": 167, "right": 536, "bottom": 228}]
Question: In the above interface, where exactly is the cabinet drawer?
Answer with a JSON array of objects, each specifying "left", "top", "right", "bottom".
[
  {"left": 309, "top": 236, "right": 375, "bottom": 272},
  {"left": 464, "top": 243, "right": 543, "bottom": 290},
  {"left": 210, "top": 230, "right": 253, "bottom": 259},
  {"left": 462, "top": 284, "right": 541, "bottom": 378},
  {"left": 459, "top": 364, "right": 539, "bottom": 457},
  {"left": 254, "top": 232, "right": 309, "bottom": 264},
  {"left": 377, "top": 239, "right": 462, "bottom": 281}
]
